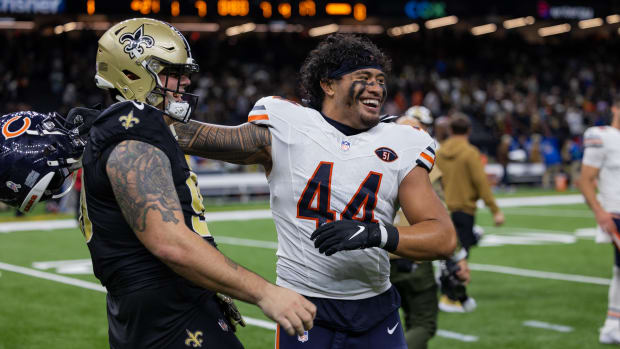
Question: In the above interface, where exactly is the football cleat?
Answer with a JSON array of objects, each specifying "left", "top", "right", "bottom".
[
  {"left": 600, "top": 325, "right": 620, "bottom": 344},
  {"left": 438, "top": 295, "right": 477, "bottom": 313}
]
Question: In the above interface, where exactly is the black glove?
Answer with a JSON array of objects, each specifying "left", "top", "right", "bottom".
[
  {"left": 439, "top": 260, "right": 468, "bottom": 302},
  {"left": 65, "top": 105, "right": 102, "bottom": 136},
  {"left": 310, "top": 220, "right": 399, "bottom": 256},
  {"left": 215, "top": 293, "right": 246, "bottom": 332}
]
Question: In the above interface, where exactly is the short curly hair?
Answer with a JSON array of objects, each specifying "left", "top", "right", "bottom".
[{"left": 299, "top": 33, "right": 391, "bottom": 110}]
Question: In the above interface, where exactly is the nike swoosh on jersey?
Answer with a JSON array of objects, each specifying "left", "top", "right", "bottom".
[
  {"left": 387, "top": 323, "right": 399, "bottom": 335},
  {"left": 349, "top": 225, "right": 365, "bottom": 240}
]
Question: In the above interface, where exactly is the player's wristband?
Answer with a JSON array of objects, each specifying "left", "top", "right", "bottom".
[
  {"left": 450, "top": 247, "right": 468, "bottom": 263},
  {"left": 379, "top": 223, "right": 399, "bottom": 252}
]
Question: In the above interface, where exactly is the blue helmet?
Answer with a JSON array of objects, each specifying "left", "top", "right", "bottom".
[{"left": 0, "top": 111, "right": 86, "bottom": 212}]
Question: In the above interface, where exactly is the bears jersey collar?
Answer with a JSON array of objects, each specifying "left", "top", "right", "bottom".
[{"left": 320, "top": 112, "right": 369, "bottom": 136}]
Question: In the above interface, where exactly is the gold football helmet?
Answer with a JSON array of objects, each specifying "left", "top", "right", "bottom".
[
  {"left": 95, "top": 18, "right": 199, "bottom": 123},
  {"left": 403, "top": 106, "right": 433, "bottom": 125}
]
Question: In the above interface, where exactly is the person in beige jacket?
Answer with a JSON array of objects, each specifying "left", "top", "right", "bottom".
[{"left": 437, "top": 115, "right": 505, "bottom": 251}]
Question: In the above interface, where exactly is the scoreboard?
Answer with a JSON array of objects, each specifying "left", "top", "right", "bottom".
[
  {"left": 0, "top": 0, "right": 452, "bottom": 21},
  {"left": 83, "top": 0, "right": 374, "bottom": 21},
  {"left": 2, "top": 0, "right": 615, "bottom": 22}
]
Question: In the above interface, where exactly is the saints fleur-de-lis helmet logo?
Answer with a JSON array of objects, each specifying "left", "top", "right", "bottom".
[{"left": 119, "top": 24, "right": 154, "bottom": 59}]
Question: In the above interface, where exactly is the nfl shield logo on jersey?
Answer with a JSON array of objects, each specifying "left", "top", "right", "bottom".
[
  {"left": 218, "top": 318, "right": 229, "bottom": 332},
  {"left": 297, "top": 330, "right": 309, "bottom": 343},
  {"left": 6, "top": 181, "right": 21, "bottom": 193},
  {"left": 341, "top": 140, "right": 351, "bottom": 151}
]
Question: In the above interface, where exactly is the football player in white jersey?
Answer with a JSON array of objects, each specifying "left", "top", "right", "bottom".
[
  {"left": 173, "top": 34, "right": 456, "bottom": 348},
  {"left": 578, "top": 100, "right": 620, "bottom": 345}
]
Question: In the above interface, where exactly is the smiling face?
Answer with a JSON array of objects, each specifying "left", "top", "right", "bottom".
[{"left": 321, "top": 68, "right": 387, "bottom": 130}]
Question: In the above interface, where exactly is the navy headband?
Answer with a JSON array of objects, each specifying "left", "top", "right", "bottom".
[{"left": 328, "top": 63, "right": 383, "bottom": 79}]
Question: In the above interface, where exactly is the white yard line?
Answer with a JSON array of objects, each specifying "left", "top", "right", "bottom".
[
  {"left": 489, "top": 194, "right": 584, "bottom": 208},
  {"left": 216, "top": 236, "right": 278, "bottom": 249},
  {"left": 522, "top": 320, "right": 573, "bottom": 333},
  {"left": 0, "top": 219, "right": 78, "bottom": 233},
  {"left": 0, "top": 261, "right": 106, "bottom": 292},
  {"left": 436, "top": 329, "right": 479, "bottom": 342},
  {"left": 243, "top": 318, "right": 277, "bottom": 331},
  {"left": 0, "top": 262, "right": 276, "bottom": 331},
  {"left": 469, "top": 263, "right": 610, "bottom": 285}
]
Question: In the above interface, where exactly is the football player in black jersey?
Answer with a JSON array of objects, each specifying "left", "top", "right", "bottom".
[{"left": 79, "top": 18, "right": 315, "bottom": 349}]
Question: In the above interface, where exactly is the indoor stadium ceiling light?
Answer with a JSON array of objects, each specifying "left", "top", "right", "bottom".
[
  {"left": 607, "top": 14, "right": 620, "bottom": 24},
  {"left": 89, "top": 22, "right": 111, "bottom": 30},
  {"left": 171, "top": 22, "right": 219, "bottom": 32},
  {"left": 308, "top": 23, "right": 339, "bottom": 37},
  {"left": 538, "top": 23, "right": 571, "bottom": 37},
  {"left": 387, "top": 23, "right": 419, "bottom": 37},
  {"left": 54, "top": 22, "right": 85, "bottom": 34},
  {"left": 424, "top": 15, "right": 458, "bottom": 29},
  {"left": 503, "top": 16, "right": 535, "bottom": 29},
  {"left": 471, "top": 23, "right": 497, "bottom": 36},
  {"left": 338, "top": 25, "right": 383, "bottom": 34},
  {"left": 0, "top": 20, "right": 34, "bottom": 30},
  {"left": 253, "top": 23, "right": 304, "bottom": 33},
  {"left": 578, "top": 18, "right": 603, "bottom": 29},
  {"left": 225, "top": 23, "right": 256, "bottom": 36}
]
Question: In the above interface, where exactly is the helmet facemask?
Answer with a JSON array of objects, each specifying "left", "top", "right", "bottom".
[{"left": 144, "top": 57, "right": 199, "bottom": 123}]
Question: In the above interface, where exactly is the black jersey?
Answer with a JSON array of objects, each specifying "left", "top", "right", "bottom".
[{"left": 79, "top": 100, "right": 215, "bottom": 295}]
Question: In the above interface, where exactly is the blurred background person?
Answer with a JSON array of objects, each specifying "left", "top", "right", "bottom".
[
  {"left": 436, "top": 114, "right": 504, "bottom": 312},
  {"left": 577, "top": 98, "right": 620, "bottom": 345}
]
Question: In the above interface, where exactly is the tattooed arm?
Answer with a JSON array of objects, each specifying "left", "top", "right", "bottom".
[
  {"left": 173, "top": 120, "right": 273, "bottom": 174},
  {"left": 106, "top": 140, "right": 315, "bottom": 336}
]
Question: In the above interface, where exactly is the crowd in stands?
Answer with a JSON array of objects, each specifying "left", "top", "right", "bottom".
[{"left": 2, "top": 28, "right": 619, "bottom": 187}]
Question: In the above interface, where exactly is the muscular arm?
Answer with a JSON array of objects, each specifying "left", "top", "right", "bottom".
[
  {"left": 577, "top": 164, "right": 619, "bottom": 236},
  {"left": 395, "top": 166, "right": 457, "bottom": 260},
  {"left": 173, "top": 120, "right": 273, "bottom": 173},
  {"left": 105, "top": 141, "right": 317, "bottom": 337},
  {"left": 577, "top": 164, "right": 604, "bottom": 215}
]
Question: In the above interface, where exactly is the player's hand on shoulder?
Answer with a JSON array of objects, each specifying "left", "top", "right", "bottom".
[{"left": 256, "top": 284, "right": 316, "bottom": 336}]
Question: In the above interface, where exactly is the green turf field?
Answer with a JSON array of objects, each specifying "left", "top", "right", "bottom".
[{"left": 0, "top": 193, "right": 614, "bottom": 348}]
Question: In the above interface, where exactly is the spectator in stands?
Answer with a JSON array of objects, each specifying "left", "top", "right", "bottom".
[
  {"left": 541, "top": 133, "right": 563, "bottom": 189},
  {"left": 527, "top": 134, "right": 543, "bottom": 164},
  {"left": 496, "top": 134, "right": 512, "bottom": 187},
  {"left": 562, "top": 138, "right": 583, "bottom": 188}
]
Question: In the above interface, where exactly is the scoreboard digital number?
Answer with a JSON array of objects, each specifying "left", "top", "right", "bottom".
[{"left": 86, "top": 0, "right": 368, "bottom": 21}]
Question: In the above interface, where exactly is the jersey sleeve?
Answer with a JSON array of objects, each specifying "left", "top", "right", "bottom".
[
  {"left": 247, "top": 96, "right": 305, "bottom": 127},
  {"left": 582, "top": 127, "right": 605, "bottom": 169},
  {"left": 397, "top": 127, "right": 437, "bottom": 184}
]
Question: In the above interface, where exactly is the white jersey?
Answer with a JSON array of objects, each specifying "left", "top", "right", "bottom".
[
  {"left": 248, "top": 96, "right": 436, "bottom": 299},
  {"left": 583, "top": 126, "right": 620, "bottom": 214}
]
